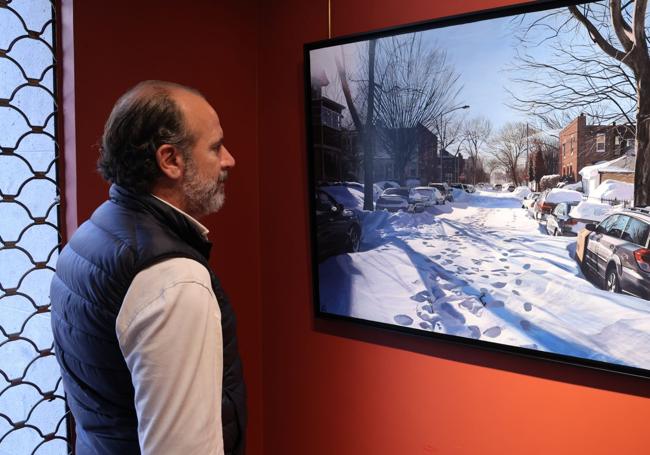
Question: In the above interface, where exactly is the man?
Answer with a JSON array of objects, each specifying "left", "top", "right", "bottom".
[{"left": 50, "top": 81, "right": 246, "bottom": 454}]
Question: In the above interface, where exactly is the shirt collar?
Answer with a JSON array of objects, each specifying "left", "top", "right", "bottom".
[{"left": 152, "top": 195, "right": 210, "bottom": 239}]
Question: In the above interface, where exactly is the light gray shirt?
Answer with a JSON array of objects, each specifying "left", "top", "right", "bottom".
[{"left": 115, "top": 200, "right": 224, "bottom": 454}]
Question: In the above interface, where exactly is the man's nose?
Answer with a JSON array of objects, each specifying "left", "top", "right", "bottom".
[{"left": 222, "top": 146, "right": 235, "bottom": 168}]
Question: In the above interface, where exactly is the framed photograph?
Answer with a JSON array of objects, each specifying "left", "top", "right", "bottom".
[{"left": 305, "top": 0, "right": 650, "bottom": 377}]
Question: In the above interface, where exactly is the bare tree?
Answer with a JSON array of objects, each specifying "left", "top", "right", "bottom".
[
  {"left": 489, "top": 122, "right": 529, "bottom": 186},
  {"left": 462, "top": 117, "right": 492, "bottom": 184},
  {"left": 336, "top": 34, "right": 463, "bottom": 189},
  {"left": 509, "top": 1, "right": 650, "bottom": 206}
]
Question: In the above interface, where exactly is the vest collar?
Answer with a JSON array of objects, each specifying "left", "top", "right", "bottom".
[{"left": 108, "top": 184, "right": 212, "bottom": 260}]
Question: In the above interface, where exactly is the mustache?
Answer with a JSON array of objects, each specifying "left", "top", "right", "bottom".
[{"left": 218, "top": 171, "right": 229, "bottom": 183}]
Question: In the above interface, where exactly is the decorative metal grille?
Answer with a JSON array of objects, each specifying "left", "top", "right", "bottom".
[{"left": 0, "top": 0, "right": 69, "bottom": 454}]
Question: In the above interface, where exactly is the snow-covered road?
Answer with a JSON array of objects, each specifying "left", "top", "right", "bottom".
[{"left": 319, "top": 190, "right": 650, "bottom": 370}]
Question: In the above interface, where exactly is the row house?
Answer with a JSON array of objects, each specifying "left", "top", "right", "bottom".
[{"left": 558, "top": 113, "right": 635, "bottom": 182}]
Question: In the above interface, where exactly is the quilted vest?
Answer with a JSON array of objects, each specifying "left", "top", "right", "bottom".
[{"left": 50, "top": 184, "right": 246, "bottom": 454}]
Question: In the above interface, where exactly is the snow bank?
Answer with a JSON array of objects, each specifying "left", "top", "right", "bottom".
[
  {"left": 569, "top": 201, "right": 616, "bottom": 222},
  {"left": 545, "top": 188, "right": 583, "bottom": 204},
  {"left": 589, "top": 179, "right": 634, "bottom": 202},
  {"left": 452, "top": 188, "right": 468, "bottom": 201}
]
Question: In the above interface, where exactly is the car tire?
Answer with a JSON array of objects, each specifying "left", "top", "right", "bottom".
[
  {"left": 347, "top": 225, "right": 361, "bottom": 253},
  {"left": 605, "top": 265, "right": 621, "bottom": 293}
]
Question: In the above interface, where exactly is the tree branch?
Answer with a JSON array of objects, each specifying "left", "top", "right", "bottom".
[
  {"left": 610, "top": 0, "right": 634, "bottom": 51},
  {"left": 569, "top": 4, "right": 629, "bottom": 63}
]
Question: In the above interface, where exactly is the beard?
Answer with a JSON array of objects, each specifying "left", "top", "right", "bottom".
[{"left": 182, "top": 157, "right": 228, "bottom": 218}]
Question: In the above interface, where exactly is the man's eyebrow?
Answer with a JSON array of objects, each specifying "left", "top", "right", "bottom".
[{"left": 211, "top": 138, "right": 224, "bottom": 149}]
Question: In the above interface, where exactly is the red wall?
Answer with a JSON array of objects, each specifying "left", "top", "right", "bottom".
[
  {"left": 258, "top": 1, "right": 650, "bottom": 454},
  {"left": 61, "top": 1, "right": 263, "bottom": 453}
]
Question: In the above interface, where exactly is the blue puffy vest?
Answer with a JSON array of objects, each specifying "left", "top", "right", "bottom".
[{"left": 50, "top": 185, "right": 246, "bottom": 454}]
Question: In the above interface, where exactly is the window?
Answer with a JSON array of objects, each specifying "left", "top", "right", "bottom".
[
  {"left": 607, "top": 215, "right": 630, "bottom": 238},
  {"left": 622, "top": 218, "right": 650, "bottom": 246},
  {"left": 596, "top": 133, "right": 606, "bottom": 152},
  {"left": 0, "top": 1, "right": 68, "bottom": 453}
]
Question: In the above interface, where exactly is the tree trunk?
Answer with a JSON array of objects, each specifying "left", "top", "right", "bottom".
[
  {"left": 636, "top": 89, "right": 650, "bottom": 207},
  {"left": 363, "top": 40, "right": 377, "bottom": 211}
]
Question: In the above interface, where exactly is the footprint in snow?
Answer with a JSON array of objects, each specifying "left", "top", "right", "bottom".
[
  {"left": 394, "top": 314, "right": 414, "bottom": 326},
  {"left": 515, "top": 279, "right": 523, "bottom": 286},
  {"left": 523, "top": 264, "right": 531, "bottom": 270},
  {"left": 419, "top": 322, "right": 432, "bottom": 330},
  {"left": 481, "top": 275, "right": 489, "bottom": 279},
  {"left": 532, "top": 270, "right": 547, "bottom": 275},
  {"left": 483, "top": 326, "right": 502, "bottom": 338},
  {"left": 523, "top": 302, "right": 533, "bottom": 312},
  {"left": 468, "top": 325, "right": 481, "bottom": 339},
  {"left": 511, "top": 289, "right": 520, "bottom": 296},
  {"left": 486, "top": 300, "right": 505, "bottom": 309},
  {"left": 410, "top": 291, "right": 430, "bottom": 303},
  {"left": 499, "top": 258, "right": 508, "bottom": 262},
  {"left": 421, "top": 304, "right": 434, "bottom": 313},
  {"left": 432, "top": 255, "right": 442, "bottom": 260},
  {"left": 520, "top": 320, "right": 532, "bottom": 331},
  {"left": 491, "top": 282, "right": 507, "bottom": 289}
]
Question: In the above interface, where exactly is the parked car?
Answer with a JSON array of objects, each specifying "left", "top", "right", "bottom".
[
  {"left": 315, "top": 190, "right": 361, "bottom": 262},
  {"left": 463, "top": 184, "right": 476, "bottom": 193},
  {"left": 532, "top": 188, "right": 583, "bottom": 221},
  {"left": 545, "top": 202, "right": 581, "bottom": 236},
  {"left": 428, "top": 182, "right": 453, "bottom": 202},
  {"left": 494, "top": 183, "right": 503, "bottom": 191},
  {"left": 582, "top": 208, "right": 650, "bottom": 299},
  {"left": 506, "top": 184, "right": 516, "bottom": 192},
  {"left": 376, "top": 187, "right": 411, "bottom": 212},
  {"left": 522, "top": 192, "right": 541, "bottom": 209},
  {"left": 409, "top": 186, "right": 445, "bottom": 206}
]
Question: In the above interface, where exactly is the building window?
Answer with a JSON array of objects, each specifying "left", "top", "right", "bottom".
[
  {"left": 0, "top": 1, "right": 69, "bottom": 453},
  {"left": 596, "top": 133, "right": 606, "bottom": 152}
]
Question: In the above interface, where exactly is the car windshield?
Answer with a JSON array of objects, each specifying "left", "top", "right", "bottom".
[{"left": 412, "top": 189, "right": 433, "bottom": 196}]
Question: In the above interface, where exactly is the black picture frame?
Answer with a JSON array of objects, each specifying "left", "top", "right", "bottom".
[{"left": 304, "top": 0, "right": 650, "bottom": 379}]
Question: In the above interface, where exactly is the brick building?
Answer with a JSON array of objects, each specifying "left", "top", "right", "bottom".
[{"left": 558, "top": 114, "right": 635, "bottom": 182}]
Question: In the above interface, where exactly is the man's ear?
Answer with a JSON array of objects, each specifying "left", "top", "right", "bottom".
[{"left": 155, "top": 144, "right": 185, "bottom": 180}]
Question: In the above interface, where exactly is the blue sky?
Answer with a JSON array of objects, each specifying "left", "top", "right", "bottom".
[{"left": 311, "top": 5, "right": 595, "bottom": 135}]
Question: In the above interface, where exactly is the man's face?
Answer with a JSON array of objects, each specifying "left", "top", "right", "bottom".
[{"left": 175, "top": 90, "right": 235, "bottom": 218}]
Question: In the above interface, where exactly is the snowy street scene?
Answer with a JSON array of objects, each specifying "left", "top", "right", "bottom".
[
  {"left": 318, "top": 186, "right": 650, "bottom": 370},
  {"left": 308, "top": 1, "right": 650, "bottom": 372}
]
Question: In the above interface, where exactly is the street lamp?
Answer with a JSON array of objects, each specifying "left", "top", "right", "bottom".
[{"left": 438, "top": 105, "right": 470, "bottom": 182}]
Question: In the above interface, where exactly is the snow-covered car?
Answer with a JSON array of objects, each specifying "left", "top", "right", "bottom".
[
  {"left": 315, "top": 190, "right": 361, "bottom": 262},
  {"left": 506, "top": 184, "right": 516, "bottom": 192},
  {"left": 548, "top": 200, "right": 617, "bottom": 237},
  {"left": 376, "top": 187, "right": 411, "bottom": 212},
  {"left": 521, "top": 192, "right": 541, "bottom": 209},
  {"left": 428, "top": 182, "right": 453, "bottom": 202},
  {"left": 582, "top": 208, "right": 650, "bottom": 299},
  {"left": 545, "top": 201, "right": 581, "bottom": 236},
  {"left": 532, "top": 188, "right": 583, "bottom": 220},
  {"left": 463, "top": 184, "right": 476, "bottom": 193},
  {"left": 493, "top": 183, "right": 502, "bottom": 191},
  {"left": 409, "top": 187, "right": 445, "bottom": 206}
]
